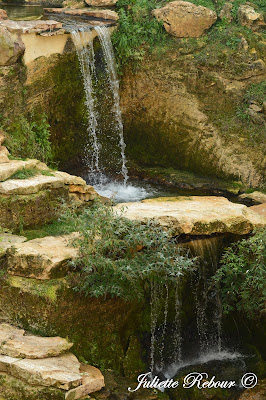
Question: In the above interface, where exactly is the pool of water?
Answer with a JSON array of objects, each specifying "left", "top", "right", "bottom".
[{"left": 0, "top": 4, "right": 44, "bottom": 20}]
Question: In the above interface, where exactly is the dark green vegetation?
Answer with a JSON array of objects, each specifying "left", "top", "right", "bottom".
[
  {"left": 1, "top": 113, "right": 53, "bottom": 165},
  {"left": 214, "top": 228, "right": 266, "bottom": 320},
  {"left": 61, "top": 201, "right": 195, "bottom": 300}
]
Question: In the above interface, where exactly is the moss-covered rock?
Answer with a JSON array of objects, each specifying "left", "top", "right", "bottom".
[
  {"left": 0, "top": 187, "right": 69, "bottom": 230},
  {"left": 0, "top": 372, "right": 64, "bottom": 400}
]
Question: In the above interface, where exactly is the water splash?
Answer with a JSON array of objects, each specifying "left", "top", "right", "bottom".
[
  {"left": 173, "top": 280, "right": 182, "bottom": 364},
  {"left": 95, "top": 26, "right": 128, "bottom": 184}
]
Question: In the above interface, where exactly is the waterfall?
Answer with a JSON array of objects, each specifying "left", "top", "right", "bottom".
[
  {"left": 189, "top": 237, "right": 223, "bottom": 353},
  {"left": 71, "top": 27, "right": 102, "bottom": 179},
  {"left": 70, "top": 24, "right": 128, "bottom": 185},
  {"left": 95, "top": 26, "right": 128, "bottom": 184}
]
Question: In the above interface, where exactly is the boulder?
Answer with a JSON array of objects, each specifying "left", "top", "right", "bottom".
[
  {"left": 0, "top": 130, "right": 5, "bottom": 146},
  {"left": 6, "top": 234, "right": 79, "bottom": 280},
  {"left": 114, "top": 196, "right": 265, "bottom": 235},
  {"left": 0, "top": 26, "right": 25, "bottom": 66},
  {"left": 85, "top": 0, "right": 118, "bottom": 6},
  {"left": 219, "top": 2, "right": 233, "bottom": 22},
  {"left": 238, "top": 5, "right": 264, "bottom": 31},
  {"left": 0, "top": 9, "right": 8, "bottom": 20},
  {"left": 0, "top": 19, "right": 62, "bottom": 34},
  {"left": 152, "top": 1, "right": 217, "bottom": 38}
]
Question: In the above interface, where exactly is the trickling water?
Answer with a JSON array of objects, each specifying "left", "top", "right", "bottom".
[
  {"left": 95, "top": 26, "right": 128, "bottom": 184},
  {"left": 150, "top": 279, "right": 158, "bottom": 375},
  {"left": 70, "top": 24, "right": 128, "bottom": 186},
  {"left": 71, "top": 27, "right": 102, "bottom": 177},
  {"left": 173, "top": 279, "right": 182, "bottom": 364},
  {"left": 188, "top": 237, "right": 223, "bottom": 353}
]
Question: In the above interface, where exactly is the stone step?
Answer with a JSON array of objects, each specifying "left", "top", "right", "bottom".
[
  {"left": 7, "top": 234, "right": 79, "bottom": 280},
  {"left": 0, "top": 323, "right": 73, "bottom": 359},
  {"left": 0, "top": 159, "right": 49, "bottom": 182},
  {"left": 0, "top": 174, "right": 65, "bottom": 195},
  {"left": 0, "top": 323, "right": 105, "bottom": 397},
  {"left": 114, "top": 196, "right": 266, "bottom": 235}
]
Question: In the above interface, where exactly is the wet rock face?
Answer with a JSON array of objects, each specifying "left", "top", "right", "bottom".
[{"left": 152, "top": 1, "right": 217, "bottom": 38}]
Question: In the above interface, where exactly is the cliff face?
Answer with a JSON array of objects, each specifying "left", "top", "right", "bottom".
[{"left": 120, "top": 53, "right": 266, "bottom": 187}]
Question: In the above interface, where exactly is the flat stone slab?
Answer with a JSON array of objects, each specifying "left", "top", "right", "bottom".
[
  {"left": 0, "top": 352, "right": 82, "bottom": 390},
  {"left": 0, "top": 323, "right": 73, "bottom": 359},
  {"left": 44, "top": 8, "right": 119, "bottom": 21},
  {"left": 0, "top": 159, "right": 49, "bottom": 182},
  {"left": 239, "top": 191, "right": 266, "bottom": 204},
  {"left": 0, "top": 234, "right": 27, "bottom": 258},
  {"left": 250, "top": 203, "right": 266, "bottom": 218},
  {"left": 0, "top": 19, "right": 62, "bottom": 34},
  {"left": 0, "top": 174, "right": 66, "bottom": 195},
  {"left": 65, "top": 364, "right": 105, "bottom": 400},
  {"left": 7, "top": 234, "right": 78, "bottom": 280},
  {"left": 114, "top": 196, "right": 266, "bottom": 235}
]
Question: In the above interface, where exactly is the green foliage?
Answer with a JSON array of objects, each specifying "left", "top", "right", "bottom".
[
  {"left": 60, "top": 201, "right": 195, "bottom": 301},
  {"left": 3, "top": 114, "right": 53, "bottom": 165},
  {"left": 10, "top": 168, "right": 38, "bottom": 180},
  {"left": 112, "top": 0, "right": 173, "bottom": 68},
  {"left": 213, "top": 229, "right": 266, "bottom": 320}
]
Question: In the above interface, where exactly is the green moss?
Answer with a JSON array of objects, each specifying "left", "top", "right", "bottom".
[
  {"left": 123, "top": 335, "right": 146, "bottom": 379},
  {"left": 0, "top": 373, "right": 64, "bottom": 400},
  {"left": 0, "top": 187, "right": 69, "bottom": 231}
]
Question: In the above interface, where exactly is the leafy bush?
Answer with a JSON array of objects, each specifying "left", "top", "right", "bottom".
[
  {"left": 62, "top": 201, "right": 195, "bottom": 301},
  {"left": 213, "top": 229, "right": 266, "bottom": 320},
  {"left": 112, "top": 0, "right": 173, "bottom": 68},
  {"left": 3, "top": 114, "right": 53, "bottom": 165}
]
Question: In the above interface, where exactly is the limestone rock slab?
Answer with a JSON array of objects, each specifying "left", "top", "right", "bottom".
[
  {"left": 85, "top": 0, "right": 118, "bottom": 6},
  {"left": 0, "top": 234, "right": 27, "bottom": 258},
  {"left": 0, "top": 19, "right": 62, "bottom": 34},
  {"left": 44, "top": 8, "right": 119, "bottom": 21},
  {"left": 152, "top": 1, "right": 217, "bottom": 38},
  {"left": 7, "top": 234, "right": 79, "bottom": 279},
  {"left": 250, "top": 203, "right": 266, "bottom": 219},
  {"left": 0, "top": 146, "right": 9, "bottom": 163},
  {"left": 1, "top": 334, "right": 73, "bottom": 359},
  {"left": 65, "top": 364, "right": 105, "bottom": 400},
  {"left": 0, "top": 174, "right": 65, "bottom": 195},
  {"left": 238, "top": 5, "right": 264, "bottom": 31},
  {"left": 0, "top": 324, "right": 25, "bottom": 344},
  {"left": 8, "top": 353, "right": 82, "bottom": 390},
  {"left": 114, "top": 196, "right": 266, "bottom": 235},
  {"left": 0, "top": 159, "right": 49, "bottom": 182},
  {"left": 239, "top": 191, "right": 266, "bottom": 205}
]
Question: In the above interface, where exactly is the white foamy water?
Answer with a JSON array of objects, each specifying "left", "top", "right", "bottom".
[
  {"left": 94, "top": 180, "right": 155, "bottom": 203},
  {"left": 164, "top": 350, "right": 243, "bottom": 379}
]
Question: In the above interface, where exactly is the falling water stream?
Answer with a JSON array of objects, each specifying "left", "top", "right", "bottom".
[{"left": 68, "top": 23, "right": 140, "bottom": 202}]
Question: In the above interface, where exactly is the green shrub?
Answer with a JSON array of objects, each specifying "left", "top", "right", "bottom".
[
  {"left": 3, "top": 114, "right": 53, "bottom": 165},
  {"left": 213, "top": 229, "right": 266, "bottom": 320},
  {"left": 61, "top": 201, "right": 195, "bottom": 301}
]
